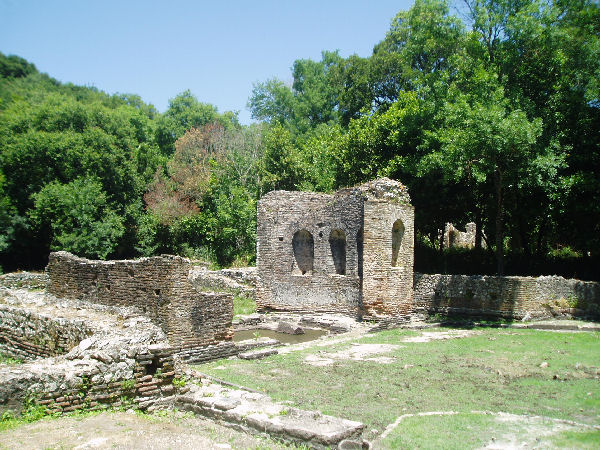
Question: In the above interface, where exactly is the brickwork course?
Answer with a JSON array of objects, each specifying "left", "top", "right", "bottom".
[{"left": 257, "top": 178, "right": 415, "bottom": 320}]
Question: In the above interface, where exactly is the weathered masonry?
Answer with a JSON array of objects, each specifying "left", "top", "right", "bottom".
[
  {"left": 46, "top": 251, "right": 235, "bottom": 362},
  {"left": 413, "top": 273, "right": 600, "bottom": 320},
  {"left": 257, "top": 178, "right": 415, "bottom": 320}
]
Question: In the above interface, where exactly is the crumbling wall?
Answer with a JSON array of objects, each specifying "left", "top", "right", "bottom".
[
  {"left": 0, "top": 272, "right": 48, "bottom": 290},
  {"left": 46, "top": 252, "right": 234, "bottom": 360},
  {"left": 0, "top": 304, "right": 91, "bottom": 361},
  {"left": 0, "top": 289, "right": 177, "bottom": 415},
  {"left": 257, "top": 190, "right": 363, "bottom": 317},
  {"left": 443, "top": 222, "right": 483, "bottom": 249},
  {"left": 414, "top": 273, "right": 600, "bottom": 319}
]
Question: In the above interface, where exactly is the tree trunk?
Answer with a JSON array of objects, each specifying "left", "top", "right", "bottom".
[{"left": 494, "top": 169, "right": 504, "bottom": 275}]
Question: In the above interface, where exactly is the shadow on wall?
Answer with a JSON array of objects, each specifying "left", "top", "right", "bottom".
[
  {"left": 329, "top": 229, "right": 347, "bottom": 275},
  {"left": 292, "top": 230, "right": 314, "bottom": 275}
]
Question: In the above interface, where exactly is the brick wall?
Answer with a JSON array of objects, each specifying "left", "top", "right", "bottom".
[
  {"left": 362, "top": 198, "right": 414, "bottom": 319},
  {"left": 46, "top": 252, "right": 233, "bottom": 356},
  {"left": 414, "top": 273, "right": 600, "bottom": 319}
]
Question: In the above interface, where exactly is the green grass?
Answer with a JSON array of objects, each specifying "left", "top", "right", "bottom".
[
  {"left": 0, "top": 351, "right": 22, "bottom": 365},
  {"left": 545, "top": 429, "right": 600, "bottom": 448},
  {"left": 378, "top": 412, "right": 600, "bottom": 449},
  {"left": 196, "top": 327, "right": 600, "bottom": 446},
  {"left": 233, "top": 293, "right": 256, "bottom": 316}
]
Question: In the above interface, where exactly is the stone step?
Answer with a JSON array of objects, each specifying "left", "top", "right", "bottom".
[
  {"left": 238, "top": 347, "right": 279, "bottom": 360},
  {"left": 175, "top": 382, "right": 365, "bottom": 449}
]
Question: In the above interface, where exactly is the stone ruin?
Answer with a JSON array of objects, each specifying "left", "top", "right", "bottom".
[
  {"left": 443, "top": 222, "right": 485, "bottom": 249},
  {"left": 257, "top": 178, "right": 415, "bottom": 320},
  {"left": 46, "top": 251, "right": 236, "bottom": 362},
  {"left": 1, "top": 177, "right": 600, "bottom": 449}
]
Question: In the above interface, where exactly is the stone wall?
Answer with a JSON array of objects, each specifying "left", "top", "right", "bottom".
[
  {"left": 256, "top": 178, "right": 415, "bottom": 320},
  {"left": 0, "top": 289, "right": 177, "bottom": 415},
  {"left": 46, "top": 252, "right": 234, "bottom": 358},
  {"left": 414, "top": 273, "right": 600, "bottom": 319},
  {"left": 443, "top": 222, "right": 480, "bottom": 249},
  {"left": 0, "top": 272, "right": 48, "bottom": 290}
]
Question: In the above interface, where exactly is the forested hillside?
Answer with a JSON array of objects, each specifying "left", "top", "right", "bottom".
[{"left": 1, "top": 0, "right": 598, "bottom": 279}]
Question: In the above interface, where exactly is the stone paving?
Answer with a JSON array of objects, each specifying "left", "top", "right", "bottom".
[{"left": 170, "top": 376, "right": 367, "bottom": 449}]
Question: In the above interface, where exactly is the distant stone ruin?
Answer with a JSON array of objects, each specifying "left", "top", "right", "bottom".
[
  {"left": 256, "top": 178, "right": 415, "bottom": 320},
  {"left": 443, "top": 222, "right": 484, "bottom": 249}
]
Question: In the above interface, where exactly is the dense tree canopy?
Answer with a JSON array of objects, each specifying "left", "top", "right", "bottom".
[{"left": 0, "top": 0, "right": 598, "bottom": 278}]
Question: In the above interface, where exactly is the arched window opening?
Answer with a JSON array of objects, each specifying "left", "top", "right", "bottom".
[
  {"left": 392, "top": 220, "right": 405, "bottom": 267},
  {"left": 329, "top": 229, "right": 346, "bottom": 275},
  {"left": 292, "top": 230, "right": 314, "bottom": 275}
]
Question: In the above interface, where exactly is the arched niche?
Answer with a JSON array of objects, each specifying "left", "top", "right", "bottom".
[
  {"left": 292, "top": 230, "right": 314, "bottom": 275},
  {"left": 329, "top": 229, "right": 346, "bottom": 275},
  {"left": 392, "top": 219, "right": 405, "bottom": 267}
]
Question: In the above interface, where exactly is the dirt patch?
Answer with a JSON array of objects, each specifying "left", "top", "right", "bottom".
[
  {"left": 0, "top": 410, "right": 290, "bottom": 450},
  {"left": 479, "top": 411, "right": 598, "bottom": 449},
  {"left": 402, "top": 330, "right": 481, "bottom": 343},
  {"left": 304, "top": 343, "right": 401, "bottom": 366}
]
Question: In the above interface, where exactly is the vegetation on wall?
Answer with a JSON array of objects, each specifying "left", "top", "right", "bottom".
[{"left": 0, "top": 0, "right": 598, "bottom": 277}]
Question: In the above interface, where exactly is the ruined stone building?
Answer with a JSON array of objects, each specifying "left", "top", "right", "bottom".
[
  {"left": 256, "top": 178, "right": 415, "bottom": 320},
  {"left": 443, "top": 222, "right": 485, "bottom": 249}
]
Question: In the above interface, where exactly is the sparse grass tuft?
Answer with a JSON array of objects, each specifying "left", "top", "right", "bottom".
[{"left": 0, "top": 351, "right": 23, "bottom": 365}]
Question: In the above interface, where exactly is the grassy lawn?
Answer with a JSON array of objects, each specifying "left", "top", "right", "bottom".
[{"left": 196, "top": 327, "right": 600, "bottom": 448}]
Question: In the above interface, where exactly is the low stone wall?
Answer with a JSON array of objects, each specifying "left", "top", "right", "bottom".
[
  {"left": 0, "top": 289, "right": 178, "bottom": 415},
  {"left": 46, "top": 252, "right": 234, "bottom": 358},
  {"left": 0, "top": 303, "right": 92, "bottom": 361},
  {"left": 414, "top": 273, "right": 600, "bottom": 319}
]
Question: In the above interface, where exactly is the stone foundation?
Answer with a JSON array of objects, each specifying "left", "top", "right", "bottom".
[
  {"left": 0, "top": 272, "right": 48, "bottom": 290},
  {"left": 0, "top": 304, "right": 92, "bottom": 361}
]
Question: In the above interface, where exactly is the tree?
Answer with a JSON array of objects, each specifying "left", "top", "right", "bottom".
[
  {"left": 247, "top": 79, "right": 297, "bottom": 125},
  {"left": 29, "top": 178, "right": 125, "bottom": 259},
  {"left": 422, "top": 85, "right": 548, "bottom": 274},
  {"left": 260, "top": 124, "right": 302, "bottom": 192},
  {"left": 155, "top": 90, "right": 239, "bottom": 156},
  {"left": 0, "top": 52, "right": 37, "bottom": 78}
]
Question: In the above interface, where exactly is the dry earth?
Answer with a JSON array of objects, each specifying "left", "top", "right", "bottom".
[{"left": 0, "top": 410, "right": 291, "bottom": 450}]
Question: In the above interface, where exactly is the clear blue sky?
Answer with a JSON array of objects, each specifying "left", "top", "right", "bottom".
[{"left": 1, "top": 0, "right": 418, "bottom": 124}]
